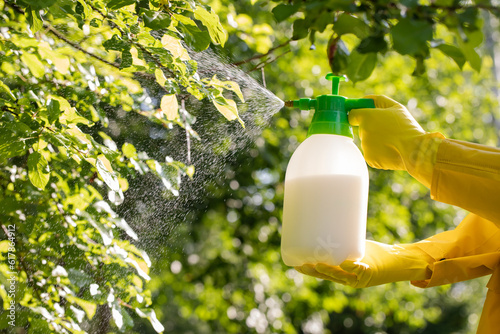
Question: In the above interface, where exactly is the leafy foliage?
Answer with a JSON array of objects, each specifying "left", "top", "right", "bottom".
[
  {"left": 271, "top": 0, "right": 495, "bottom": 82},
  {"left": 0, "top": 0, "right": 244, "bottom": 332}
]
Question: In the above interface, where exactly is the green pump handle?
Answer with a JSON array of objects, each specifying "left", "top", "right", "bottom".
[
  {"left": 326, "top": 73, "right": 344, "bottom": 95},
  {"left": 286, "top": 74, "right": 375, "bottom": 138}
]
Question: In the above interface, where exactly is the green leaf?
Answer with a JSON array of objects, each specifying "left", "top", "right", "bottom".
[
  {"left": 38, "top": 45, "right": 70, "bottom": 74},
  {"left": 186, "top": 165, "right": 195, "bottom": 178},
  {"left": 66, "top": 295, "right": 97, "bottom": 320},
  {"left": 75, "top": 1, "right": 84, "bottom": 14},
  {"left": 96, "top": 157, "right": 120, "bottom": 192},
  {"left": 120, "top": 307, "right": 135, "bottom": 330},
  {"left": 309, "top": 11, "right": 333, "bottom": 33},
  {"left": 22, "top": 0, "right": 56, "bottom": 10},
  {"left": 174, "top": 14, "right": 210, "bottom": 52},
  {"left": 25, "top": 8, "right": 43, "bottom": 33},
  {"left": 67, "top": 268, "right": 92, "bottom": 288},
  {"left": 112, "top": 304, "right": 124, "bottom": 329},
  {"left": 464, "top": 28, "right": 483, "bottom": 48},
  {"left": 194, "top": 6, "right": 227, "bottom": 47},
  {"left": 213, "top": 95, "right": 244, "bottom": 127},
  {"left": 160, "top": 94, "right": 179, "bottom": 120},
  {"left": 120, "top": 49, "right": 133, "bottom": 69},
  {"left": 0, "top": 80, "right": 15, "bottom": 101},
  {"left": 334, "top": 13, "right": 370, "bottom": 39},
  {"left": 130, "top": 23, "right": 140, "bottom": 34},
  {"left": 0, "top": 198, "right": 23, "bottom": 218},
  {"left": 413, "top": 56, "right": 426, "bottom": 76},
  {"left": 77, "top": 0, "right": 91, "bottom": 18},
  {"left": 155, "top": 68, "right": 167, "bottom": 87},
  {"left": 78, "top": 210, "right": 113, "bottom": 246},
  {"left": 208, "top": 75, "right": 245, "bottom": 102},
  {"left": 391, "top": 18, "right": 433, "bottom": 56},
  {"left": 46, "top": 99, "right": 61, "bottom": 124},
  {"left": 91, "top": 137, "right": 120, "bottom": 161},
  {"left": 122, "top": 143, "right": 138, "bottom": 159},
  {"left": 137, "top": 31, "right": 155, "bottom": 45},
  {"left": 272, "top": 3, "right": 300, "bottom": 22},
  {"left": 110, "top": 302, "right": 136, "bottom": 330},
  {"left": 135, "top": 308, "right": 164, "bottom": 333},
  {"left": 27, "top": 152, "right": 50, "bottom": 189},
  {"left": 49, "top": 95, "right": 70, "bottom": 110},
  {"left": 0, "top": 240, "right": 10, "bottom": 253},
  {"left": 142, "top": 10, "right": 172, "bottom": 30},
  {"left": 458, "top": 7, "right": 480, "bottom": 29},
  {"left": 93, "top": 105, "right": 109, "bottom": 127},
  {"left": 90, "top": 18, "right": 101, "bottom": 28},
  {"left": 61, "top": 109, "right": 90, "bottom": 125},
  {"left": 357, "top": 35, "right": 388, "bottom": 54},
  {"left": 161, "top": 34, "right": 191, "bottom": 61},
  {"left": 462, "top": 45, "right": 481, "bottom": 72},
  {"left": 434, "top": 0, "right": 454, "bottom": 5},
  {"left": 31, "top": 307, "right": 55, "bottom": 322},
  {"left": 292, "top": 19, "right": 309, "bottom": 40},
  {"left": 8, "top": 120, "right": 35, "bottom": 137},
  {"left": 103, "top": 35, "right": 130, "bottom": 52},
  {"left": 328, "top": 37, "right": 350, "bottom": 74},
  {"left": 434, "top": 43, "right": 466, "bottom": 69},
  {"left": 456, "top": 29, "right": 483, "bottom": 72},
  {"left": 147, "top": 160, "right": 179, "bottom": 196},
  {"left": 401, "top": 0, "right": 418, "bottom": 7},
  {"left": 111, "top": 217, "right": 138, "bottom": 240},
  {"left": 51, "top": 95, "right": 90, "bottom": 125},
  {"left": 20, "top": 53, "right": 45, "bottom": 78},
  {"left": 107, "top": 0, "right": 135, "bottom": 10},
  {"left": 346, "top": 51, "right": 377, "bottom": 83}
]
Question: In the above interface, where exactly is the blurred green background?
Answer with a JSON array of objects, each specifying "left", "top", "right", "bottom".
[{"left": 130, "top": 1, "right": 499, "bottom": 333}]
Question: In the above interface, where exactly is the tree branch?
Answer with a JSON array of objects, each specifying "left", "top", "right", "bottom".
[
  {"left": 233, "top": 40, "right": 291, "bottom": 66},
  {"left": 246, "top": 49, "right": 291, "bottom": 73},
  {"left": 45, "top": 25, "right": 121, "bottom": 69},
  {"left": 1, "top": 105, "right": 19, "bottom": 116}
]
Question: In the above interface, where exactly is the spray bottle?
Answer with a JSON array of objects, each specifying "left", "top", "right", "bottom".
[{"left": 281, "top": 74, "right": 374, "bottom": 267}]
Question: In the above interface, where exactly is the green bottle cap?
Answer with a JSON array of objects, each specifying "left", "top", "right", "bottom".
[{"left": 288, "top": 74, "right": 375, "bottom": 138}]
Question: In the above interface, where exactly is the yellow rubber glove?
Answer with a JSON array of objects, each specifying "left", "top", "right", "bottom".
[
  {"left": 348, "top": 95, "right": 444, "bottom": 188},
  {"left": 295, "top": 240, "right": 433, "bottom": 288}
]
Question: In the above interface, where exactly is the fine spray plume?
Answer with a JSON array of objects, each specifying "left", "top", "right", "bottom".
[
  {"left": 281, "top": 73, "right": 374, "bottom": 268},
  {"left": 119, "top": 48, "right": 285, "bottom": 263}
]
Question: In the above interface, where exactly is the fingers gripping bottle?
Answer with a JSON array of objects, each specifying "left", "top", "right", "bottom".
[{"left": 281, "top": 74, "right": 374, "bottom": 267}]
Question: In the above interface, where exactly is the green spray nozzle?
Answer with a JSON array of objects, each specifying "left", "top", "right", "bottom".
[
  {"left": 326, "top": 73, "right": 346, "bottom": 95},
  {"left": 284, "top": 73, "right": 375, "bottom": 138}
]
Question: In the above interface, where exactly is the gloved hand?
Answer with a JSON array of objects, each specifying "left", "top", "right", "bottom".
[
  {"left": 295, "top": 240, "right": 433, "bottom": 288},
  {"left": 348, "top": 95, "right": 444, "bottom": 188}
]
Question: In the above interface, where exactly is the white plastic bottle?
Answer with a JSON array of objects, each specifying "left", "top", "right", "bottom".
[
  {"left": 281, "top": 134, "right": 369, "bottom": 267},
  {"left": 281, "top": 74, "right": 373, "bottom": 267}
]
